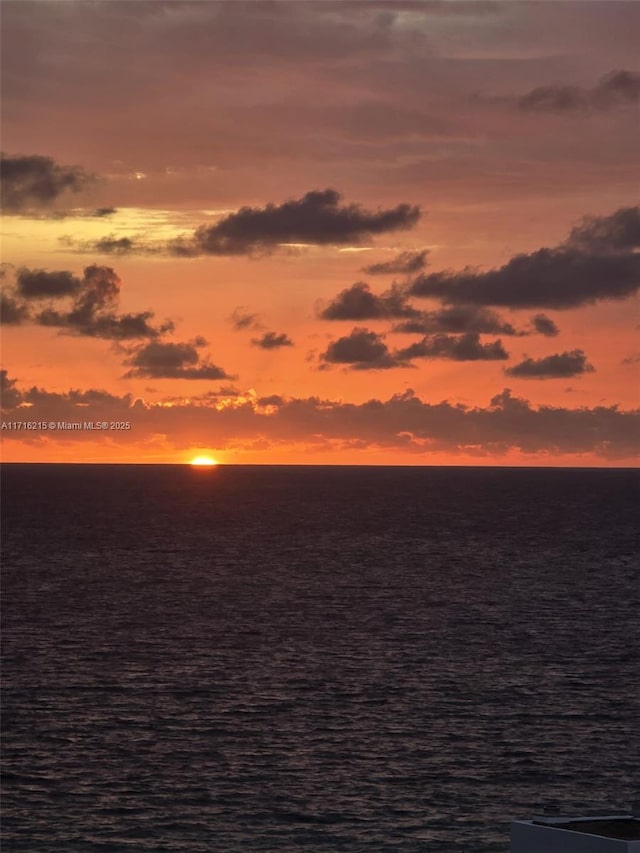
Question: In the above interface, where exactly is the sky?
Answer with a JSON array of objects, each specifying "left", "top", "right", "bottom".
[{"left": 1, "top": 0, "right": 639, "bottom": 466}]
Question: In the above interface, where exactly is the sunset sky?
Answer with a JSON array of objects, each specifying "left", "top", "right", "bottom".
[{"left": 1, "top": 0, "right": 639, "bottom": 465}]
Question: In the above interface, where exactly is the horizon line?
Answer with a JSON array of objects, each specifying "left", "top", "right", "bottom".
[{"left": 1, "top": 461, "right": 638, "bottom": 471}]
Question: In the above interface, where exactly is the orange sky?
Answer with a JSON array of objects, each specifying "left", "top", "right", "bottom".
[{"left": 1, "top": 1, "right": 639, "bottom": 465}]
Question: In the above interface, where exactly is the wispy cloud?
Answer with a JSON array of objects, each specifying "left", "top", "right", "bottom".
[
  {"left": 516, "top": 70, "right": 640, "bottom": 114},
  {"left": 361, "top": 249, "right": 429, "bottom": 276}
]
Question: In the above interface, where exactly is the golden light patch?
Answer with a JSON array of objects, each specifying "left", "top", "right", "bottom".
[{"left": 189, "top": 455, "right": 218, "bottom": 467}]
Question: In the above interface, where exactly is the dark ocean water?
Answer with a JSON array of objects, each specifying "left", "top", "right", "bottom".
[{"left": 1, "top": 464, "right": 639, "bottom": 852}]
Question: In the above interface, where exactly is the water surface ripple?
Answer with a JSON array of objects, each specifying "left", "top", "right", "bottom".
[{"left": 2, "top": 465, "right": 639, "bottom": 851}]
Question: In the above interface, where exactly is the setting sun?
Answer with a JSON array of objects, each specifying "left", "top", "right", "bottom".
[{"left": 189, "top": 455, "right": 218, "bottom": 467}]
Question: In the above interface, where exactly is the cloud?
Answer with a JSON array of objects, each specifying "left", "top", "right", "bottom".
[
  {"left": 1, "top": 153, "right": 95, "bottom": 212},
  {"left": 362, "top": 250, "right": 429, "bottom": 276},
  {"left": 517, "top": 85, "right": 587, "bottom": 114},
  {"left": 567, "top": 206, "right": 640, "bottom": 253},
  {"left": 319, "top": 281, "right": 418, "bottom": 320},
  {"left": 251, "top": 331, "right": 294, "bottom": 349},
  {"left": 321, "top": 327, "right": 409, "bottom": 370},
  {"left": 1, "top": 292, "right": 30, "bottom": 325},
  {"left": 229, "top": 307, "right": 261, "bottom": 331},
  {"left": 2, "top": 373, "right": 638, "bottom": 459},
  {"left": 531, "top": 314, "right": 559, "bottom": 337},
  {"left": 409, "top": 251, "right": 640, "bottom": 309},
  {"left": 396, "top": 332, "right": 508, "bottom": 362},
  {"left": 590, "top": 69, "right": 640, "bottom": 108},
  {"left": 35, "top": 265, "right": 165, "bottom": 340},
  {"left": 2, "top": 4, "right": 638, "bottom": 207},
  {"left": 4, "top": 265, "right": 172, "bottom": 339},
  {"left": 0, "top": 370, "right": 23, "bottom": 409},
  {"left": 392, "top": 305, "right": 520, "bottom": 336},
  {"left": 61, "top": 234, "right": 161, "bottom": 256},
  {"left": 257, "top": 394, "right": 285, "bottom": 407},
  {"left": 505, "top": 349, "right": 595, "bottom": 379},
  {"left": 70, "top": 191, "right": 421, "bottom": 258},
  {"left": 69, "top": 263, "right": 112, "bottom": 313},
  {"left": 122, "top": 339, "right": 234, "bottom": 380},
  {"left": 1, "top": 374, "right": 139, "bottom": 417},
  {"left": 516, "top": 70, "right": 640, "bottom": 113},
  {"left": 186, "top": 189, "right": 421, "bottom": 256},
  {"left": 16, "top": 268, "right": 82, "bottom": 299},
  {"left": 91, "top": 236, "right": 147, "bottom": 255},
  {"left": 42, "top": 207, "right": 117, "bottom": 221},
  {"left": 408, "top": 207, "right": 640, "bottom": 309},
  {"left": 38, "top": 308, "right": 171, "bottom": 341}
]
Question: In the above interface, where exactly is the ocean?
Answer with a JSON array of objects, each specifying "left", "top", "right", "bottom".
[{"left": 1, "top": 464, "right": 639, "bottom": 852}]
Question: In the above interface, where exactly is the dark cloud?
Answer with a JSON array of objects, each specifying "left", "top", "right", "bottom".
[
  {"left": 38, "top": 308, "right": 171, "bottom": 341},
  {"left": 68, "top": 191, "right": 420, "bottom": 258},
  {"left": 1, "top": 153, "right": 95, "bottom": 212},
  {"left": 122, "top": 339, "right": 234, "bottom": 380},
  {"left": 362, "top": 249, "right": 429, "bottom": 276},
  {"left": 7, "top": 265, "right": 172, "bottom": 340},
  {"left": 321, "top": 327, "right": 409, "bottom": 370},
  {"left": 258, "top": 394, "right": 285, "bottom": 407},
  {"left": 3, "top": 373, "right": 638, "bottom": 459},
  {"left": 55, "top": 264, "right": 117, "bottom": 320},
  {"left": 516, "top": 70, "right": 640, "bottom": 113},
  {"left": 409, "top": 206, "right": 640, "bottom": 309},
  {"left": 392, "top": 305, "right": 519, "bottom": 336},
  {"left": 505, "top": 350, "right": 595, "bottom": 379},
  {"left": 622, "top": 353, "right": 640, "bottom": 366},
  {"left": 1, "top": 292, "right": 30, "bottom": 325},
  {"left": 251, "top": 331, "right": 294, "bottom": 350},
  {"left": 531, "top": 314, "right": 559, "bottom": 337},
  {"left": 16, "top": 268, "right": 82, "bottom": 299},
  {"left": 229, "top": 308, "right": 261, "bottom": 331},
  {"left": 187, "top": 189, "right": 421, "bottom": 256},
  {"left": 216, "top": 385, "right": 243, "bottom": 398},
  {"left": 1, "top": 375, "right": 138, "bottom": 417},
  {"left": 567, "top": 206, "right": 640, "bottom": 253},
  {"left": 410, "top": 250, "right": 640, "bottom": 309},
  {"left": 0, "top": 370, "right": 22, "bottom": 409},
  {"left": 396, "top": 332, "right": 508, "bottom": 362},
  {"left": 592, "top": 69, "right": 640, "bottom": 108},
  {"left": 92, "top": 236, "right": 142, "bottom": 255},
  {"left": 319, "top": 281, "right": 418, "bottom": 320}
]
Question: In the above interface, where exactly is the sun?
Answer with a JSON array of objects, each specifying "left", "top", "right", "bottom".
[{"left": 189, "top": 455, "right": 218, "bottom": 467}]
